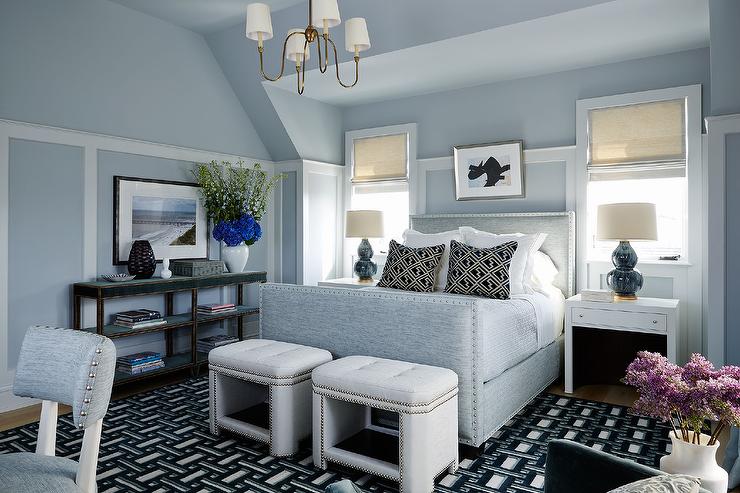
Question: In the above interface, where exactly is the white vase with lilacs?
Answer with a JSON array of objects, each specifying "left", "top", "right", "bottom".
[{"left": 624, "top": 351, "right": 739, "bottom": 492}]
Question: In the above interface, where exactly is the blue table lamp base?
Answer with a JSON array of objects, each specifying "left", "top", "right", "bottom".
[
  {"left": 606, "top": 240, "right": 643, "bottom": 300},
  {"left": 353, "top": 238, "right": 377, "bottom": 282}
]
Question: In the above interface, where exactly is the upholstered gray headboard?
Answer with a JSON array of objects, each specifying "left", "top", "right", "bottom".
[{"left": 410, "top": 212, "right": 575, "bottom": 297}]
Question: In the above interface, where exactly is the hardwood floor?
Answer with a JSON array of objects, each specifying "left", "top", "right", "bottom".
[{"left": 0, "top": 371, "right": 189, "bottom": 432}]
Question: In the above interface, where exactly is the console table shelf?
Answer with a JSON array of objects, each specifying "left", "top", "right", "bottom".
[{"left": 72, "top": 271, "right": 267, "bottom": 386}]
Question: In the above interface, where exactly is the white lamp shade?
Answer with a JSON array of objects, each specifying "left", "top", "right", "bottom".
[
  {"left": 345, "top": 17, "right": 370, "bottom": 53},
  {"left": 596, "top": 203, "right": 658, "bottom": 241},
  {"left": 246, "top": 3, "right": 273, "bottom": 41},
  {"left": 285, "top": 29, "right": 310, "bottom": 62},
  {"left": 346, "top": 210, "right": 384, "bottom": 238},
  {"left": 312, "top": 0, "right": 341, "bottom": 28}
]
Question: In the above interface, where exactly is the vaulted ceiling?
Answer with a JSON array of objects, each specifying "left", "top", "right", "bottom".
[
  {"left": 108, "top": 0, "right": 710, "bottom": 163},
  {"left": 108, "top": 0, "right": 305, "bottom": 34}
]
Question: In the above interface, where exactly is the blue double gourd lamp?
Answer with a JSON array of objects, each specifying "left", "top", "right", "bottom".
[
  {"left": 345, "top": 210, "right": 384, "bottom": 282},
  {"left": 596, "top": 202, "right": 658, "bottom": 300}
]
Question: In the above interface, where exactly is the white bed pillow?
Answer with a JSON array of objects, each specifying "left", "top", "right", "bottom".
[
  {"left": 530, "top": 250, "right": 558, "bottom": 290},
  {"left": 403, "top": 229, "right": 461, "bottom": 290},
  {"left": 459, "top": 226, "right": 547, "bottom": 295}
]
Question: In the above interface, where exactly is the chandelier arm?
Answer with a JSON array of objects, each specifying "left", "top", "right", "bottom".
[
  {"left": 316, "top": 34, "right": 329, "bottom": 73},
  {"left": 327, "top": 37, "right": 360, "bottom": 88},
  {"left": 258, "top": 31, "right": 303, "bottom": 82},
  {"left": 297, "top": 38, "right": 309, "bottom": 95}
]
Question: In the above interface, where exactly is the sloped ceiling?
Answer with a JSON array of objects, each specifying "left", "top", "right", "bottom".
[
  {"left": 108, "top": 0, "right": 305, "bottom": 34},
  {"left": 113, "top": 0, "right": 710, "bottom": 162}
]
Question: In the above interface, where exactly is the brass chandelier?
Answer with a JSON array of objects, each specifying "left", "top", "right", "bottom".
[{"left": 245, "top": 0, "right": 370, "bottom": 94}]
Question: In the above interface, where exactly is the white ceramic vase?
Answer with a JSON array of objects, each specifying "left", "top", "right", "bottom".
[
  {"left": 660, "top": 433, "right": 728, "bottom": 493},
  {"left": 160, "top": 258, "right": 172, "bottom": 279},
  {"left": 221, "top": 242, "right": 249, "bottom": 273}
]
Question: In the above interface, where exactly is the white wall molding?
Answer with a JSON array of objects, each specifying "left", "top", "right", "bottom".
[
  {"left": 415, "top": 145, "right": 577, "bottom": 215},
  {"left": 575, "top": 84, "right": 704, "bottom": 365},
  {"left": 0, "top": 118, "right": 274, "bottom": 412},
  {"left": 705, "top": 113, "right": 740, "bottom": 365}
]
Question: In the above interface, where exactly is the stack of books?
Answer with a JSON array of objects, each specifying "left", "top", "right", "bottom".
[
  {"left": 113, "top": 309, "right": 166, "bottom": 330},
  {"left": 117, "top": 351, "right": 165, "bottom": 375},
  {"left": 580, "top": 289, "right": 614, "bottom": 303},
  {"left": 197, "top": 334, "right": 239, "bottom": 353},
  {"left": 197, "top": 303, "right": 236, "bottom": 315}
]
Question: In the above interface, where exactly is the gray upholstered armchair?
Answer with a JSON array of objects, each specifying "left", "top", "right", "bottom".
[{"left": 0, "top": 326, "right": 116, "bottom": 493}]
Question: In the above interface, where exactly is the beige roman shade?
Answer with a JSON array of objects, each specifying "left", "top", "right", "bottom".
[
  {"left": 352, "top": 133, "right": 408, "bottom": 183},
  {"left": 588, "top": 99, "right": 686, "bottom": 181}
]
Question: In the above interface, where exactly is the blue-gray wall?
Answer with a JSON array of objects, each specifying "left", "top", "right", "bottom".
[
  {"left": 0, "top": 0, "right": 269, "bottom": 159},
  {"left": 280, "top": 172, "right": 298, "bottom": 284},
  {"left": 8, "top": 139, "right": 85, "bottom": 368},
  {"left": 343, "top": 48, "right": 710, "bottom": 160},
  {"left": 709, "top": 0, "right": 740, "bottom": 116},
  {"left": 725, "top": 134, "right": 740, "bottom": 364},
  {"left": 265, "top": 86, "right": 344, "bottom": 165},
  {"left": 425, "top": 162, "right": 566, "bottom": 214},
  {"left": 706, "top": 0, "right": 740, "bottom": 365}
]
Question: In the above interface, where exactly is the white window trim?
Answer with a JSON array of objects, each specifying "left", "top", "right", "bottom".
[
  {"left": 343, "top": 123, "right": 418, "bottom": 277},
  {"left": 576, "top": 85, "right": 702, "bottom": 269},
  {"left": 575, "top": 84, "right": 703, "bottom": 362}
]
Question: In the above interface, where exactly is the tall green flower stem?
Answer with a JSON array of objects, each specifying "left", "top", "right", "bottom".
[{"left": 193, "top": 161, "right": 283, "bottom": 223}]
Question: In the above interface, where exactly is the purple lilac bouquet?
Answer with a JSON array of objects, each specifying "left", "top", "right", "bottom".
[
  {"left": 624, "top": 351, "right": 740, "bottom": 445},
  {"left": 212, "top": 214, "right": 262, "bottom": 247}
]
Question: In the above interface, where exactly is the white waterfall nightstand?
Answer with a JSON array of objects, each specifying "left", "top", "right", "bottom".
[
  {"left": 564, "top": 294, "right": 679, "bottom": 394},
  {"left": 317, "top": 278, "right": 377, "bottom": 289}
]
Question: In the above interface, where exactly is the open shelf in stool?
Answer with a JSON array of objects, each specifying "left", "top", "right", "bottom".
[
  {"left": 335, "top": 428, "right": 400, "bottom": 466},
  {"left": 226, "top": 401, "right": 269, "bottom": 430}
]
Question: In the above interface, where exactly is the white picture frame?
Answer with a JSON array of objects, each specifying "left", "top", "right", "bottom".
[
  {"left": 114, "top": 176, "right": 208, "bottom": 265},
  {"left": 453, "top": 140, "right": 525, "bottom": 200}
]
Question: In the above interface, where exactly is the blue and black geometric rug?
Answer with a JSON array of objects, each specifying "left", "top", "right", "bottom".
[{"left": 0, "top": 377, "right": 671, "bottom": 492}]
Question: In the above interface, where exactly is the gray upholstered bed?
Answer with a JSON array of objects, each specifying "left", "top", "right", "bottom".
[{"left": 260, "top": 212, "right": 575, "bottom": 446}]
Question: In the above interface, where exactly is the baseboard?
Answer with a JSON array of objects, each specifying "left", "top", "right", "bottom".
[{"left": 0, "top": 383, "right": 38, "bottom": 413}]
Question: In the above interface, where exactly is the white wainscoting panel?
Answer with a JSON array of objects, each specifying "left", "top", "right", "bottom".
[{"left": 0, "top": 119, "right": 275, "bottom": 412}]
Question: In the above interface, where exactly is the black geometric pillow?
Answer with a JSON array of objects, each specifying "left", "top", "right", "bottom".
[
  {"left": 444, "top": 240, "right": 518, "bottom": 299},
  {"left": 377, "top": 240, "right": 445, "bottom": 292}
]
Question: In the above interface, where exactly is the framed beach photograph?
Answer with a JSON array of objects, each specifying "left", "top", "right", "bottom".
[
  {"left": 453, "top": 140, "right": 525, "bottom": 200},
  {"left": 114, "top": 176, "right": 208, "bottom": 265}
]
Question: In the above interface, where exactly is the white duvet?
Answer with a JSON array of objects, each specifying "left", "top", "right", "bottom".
[{"left": 361, "top": 284, "right": 565, "bottom": 383}]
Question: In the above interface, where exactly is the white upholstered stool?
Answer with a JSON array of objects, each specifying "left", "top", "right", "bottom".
[
  {"left": 312, "top": 356, "right": 459, "bottom": 493},
  {"left": 209, "top": 339, "right": 332, "bottom": 457}
]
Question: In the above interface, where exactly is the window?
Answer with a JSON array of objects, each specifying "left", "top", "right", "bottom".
[
  {"left": 346, "top": 125, "right": 415, "bottom": 257},
  {"left": 584, "top": 96, "right": 691, "bottom": 261}
]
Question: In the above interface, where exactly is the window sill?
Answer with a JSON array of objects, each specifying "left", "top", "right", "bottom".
[{"left": 585, "top": 258, "right": 693, "bottom": 267}]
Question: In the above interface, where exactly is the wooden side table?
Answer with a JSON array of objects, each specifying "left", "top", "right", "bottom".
[
  {"left": 317, "top": 277, "right": 377, "bottom": 289},
  {"left": 564, "top": 294, "right": 679, "bottom": 393}
]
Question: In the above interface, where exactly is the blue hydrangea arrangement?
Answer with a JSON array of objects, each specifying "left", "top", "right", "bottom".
[
  {"left": 212, "top": 214, "right": 263, "bottom": 247},
  {"left": 193, "top": 161, "right": 282, "bottom": 247}
]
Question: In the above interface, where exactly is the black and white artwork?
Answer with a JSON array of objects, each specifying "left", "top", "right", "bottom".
[
  {"left": 114, "top": 176, "right": 208, "bottom": 264},
  {"left": 453, "top": 140, "right": 525, "bottom": 200}
]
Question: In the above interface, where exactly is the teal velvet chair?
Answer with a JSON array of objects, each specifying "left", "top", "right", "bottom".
[
  {"left": 0, "top": 326, "right": 116, "bottom": 493},
  {"left": 544, "top": 439, "right": 711, "bottom": 493}
]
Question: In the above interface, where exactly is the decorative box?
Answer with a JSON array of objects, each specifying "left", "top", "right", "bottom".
[{"left": 171, "top": 260, "right": 224, "bottom": 277}]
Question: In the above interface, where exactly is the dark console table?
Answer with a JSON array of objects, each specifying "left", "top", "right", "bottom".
[{"left": 72, "top": 271, "right": 267, "bottom": 385}]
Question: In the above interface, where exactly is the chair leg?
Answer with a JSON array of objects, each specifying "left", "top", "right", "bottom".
[
  {"left": 76, "top": 418, "right": 103, "bottom": 493},
  {"left": 36, "top": 400, "right": 58, "bottom": 456}
]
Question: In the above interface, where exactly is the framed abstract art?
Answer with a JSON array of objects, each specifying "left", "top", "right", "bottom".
[{"left": 453, "top": 140, "right": 525, "bottom": 200}]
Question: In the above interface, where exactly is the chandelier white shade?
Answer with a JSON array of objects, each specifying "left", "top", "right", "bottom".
[
  {"left": 286, "top": 28, "right": 310, "bottom": 62},
  {"left": 312, "top": 0, "right": 341, "bottom": 29},
  {"left": 345, "top": 18, "right": 371, "bottom": 53},
  {"left": 245, "top": 0, "right": 370, "bottom": 94},
  {"left": 245, "top": 3, "right": 273, "bottom": 41}
]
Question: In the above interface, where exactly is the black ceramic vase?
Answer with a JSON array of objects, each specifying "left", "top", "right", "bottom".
[{"left": 128, "top": 240, "right": 156, "bottom": 279}]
